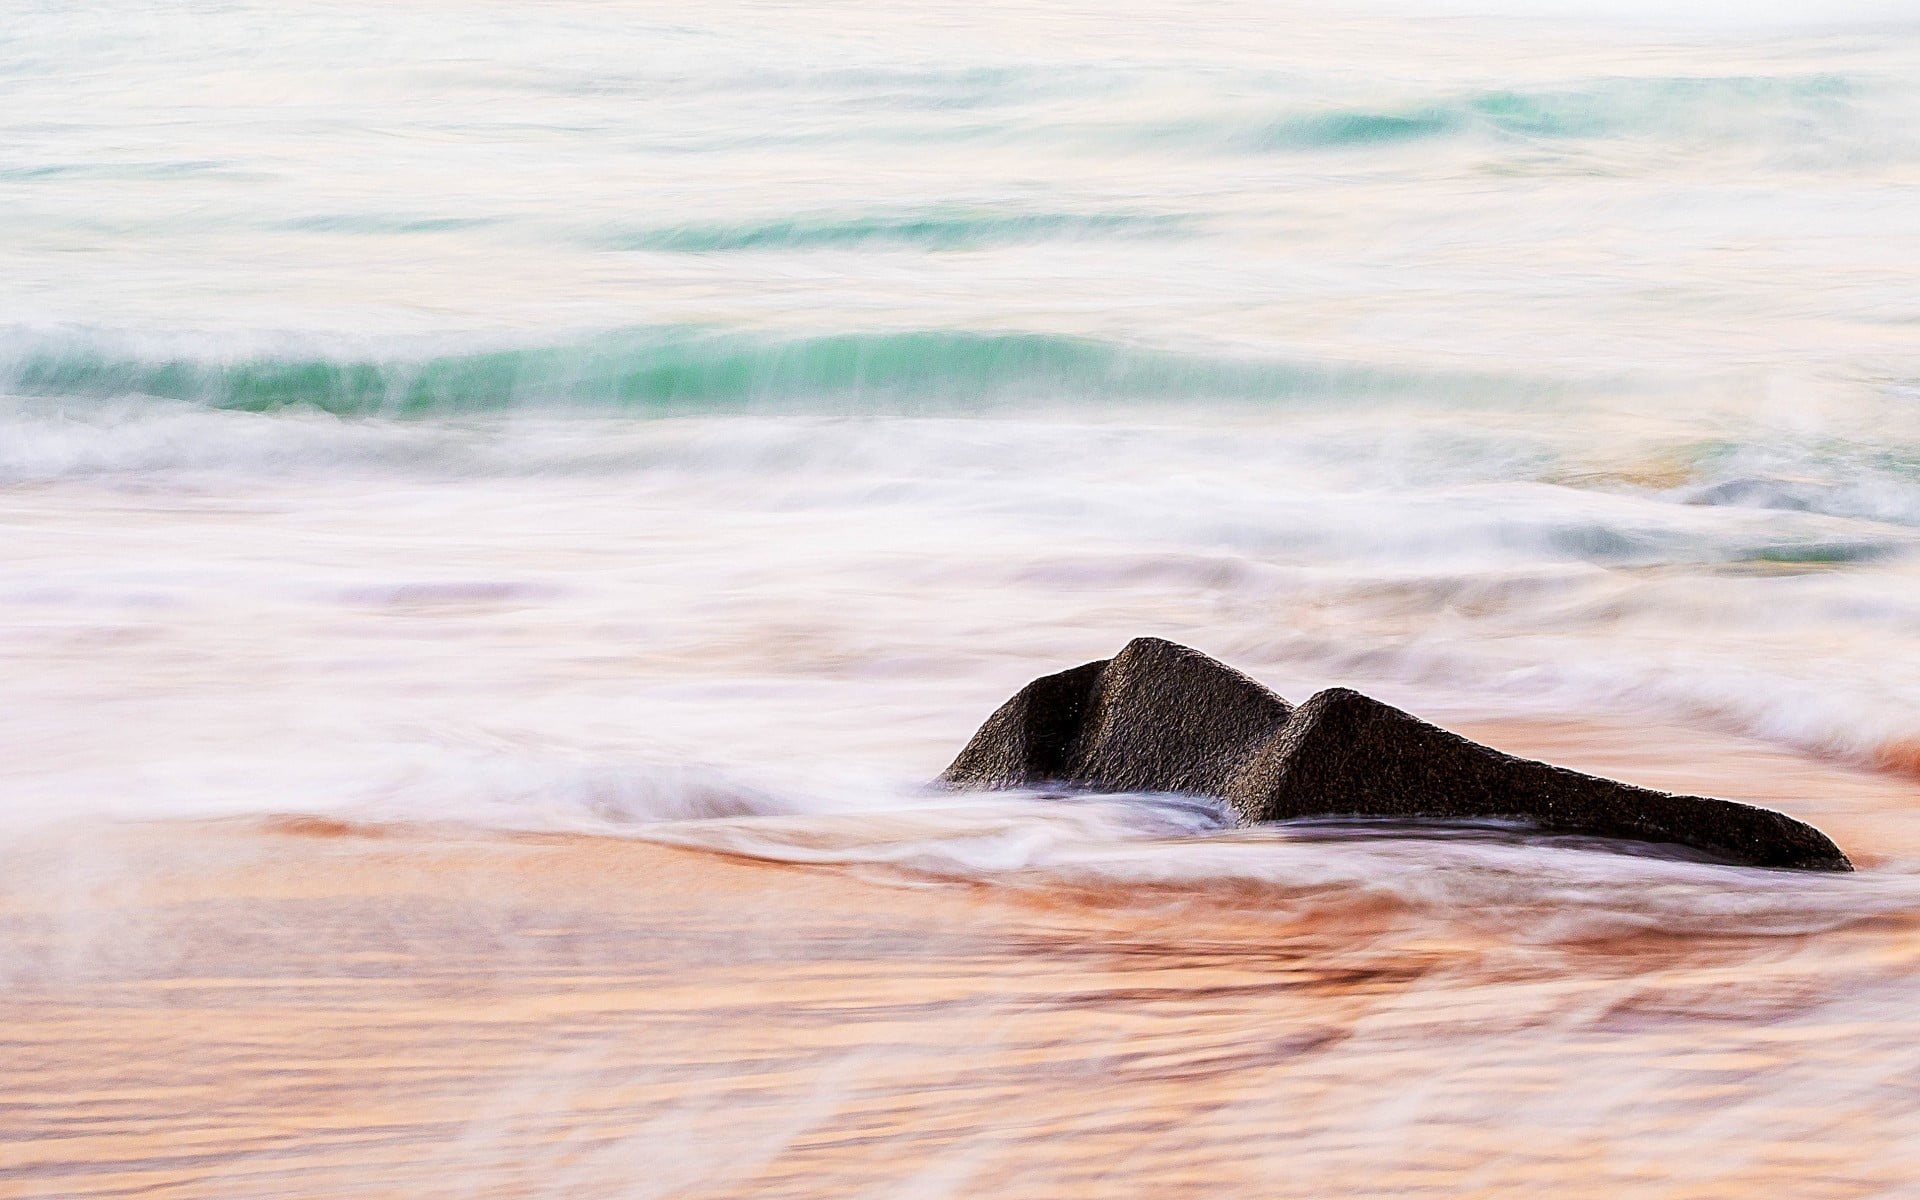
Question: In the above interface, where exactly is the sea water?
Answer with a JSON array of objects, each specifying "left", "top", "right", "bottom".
[
  {"left": 4, "top": 0, "right": 1918, "bottom": 822},
  {"left": 5, "top": 3, "right": 1920, "bottom": 1190}
]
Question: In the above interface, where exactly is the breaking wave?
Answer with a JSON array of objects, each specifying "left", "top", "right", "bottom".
[
  {"left": 246, "top": 762, "right": 1920, "bottom": 945},
  {"left": 1196, "top": 74, "right": 1870, "bottom": 154},
  {"left": 596, "top": 209, "right": 1195, "bottom": 252},
  {"left": 0, "top": 327, "right": 1535, "bottom": 416}
]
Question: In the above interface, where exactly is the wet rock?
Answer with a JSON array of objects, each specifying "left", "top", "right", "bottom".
[
  {"left": 941, "top": 638, "right": 1852, "bottom": 871},
  {"left": 942, "top": 637, "right": 1291, "bottom": 795},
  {"left": 1235, "top": 687, "right": 1852, "bottom": 871},
  {"left": 940, "top": 657, "right": 1110, "bottom": 790}
]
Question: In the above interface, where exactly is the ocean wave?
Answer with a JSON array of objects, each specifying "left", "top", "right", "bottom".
[
  {"left": 257, "top": 766, "right": 1920, "bottom": 943},
  {"left": 258, "top": 201, "right": 1177, "bottom": 257},
  {"left": 595, "top": 208, "right": 1193, "bottom": 252},
  {"left": 0, "top": 327, "right": 1529, "bottom": 416},
  {"left": 1677, "top": 468, "right": 1920, "bottom": 529},
  {"left": 639, "top": 800, "right": 1919, "bottom": 942},
  {"left": 951, "top": 73, "right": 1877, "bottom": 155},
  {"left": 273, "top": 214, "right": 505, "bottom": 236},
  {"left": 1459, "top": 74, "right": 1858, "bottom": 142},
  {"left": 1013, "top": 73, "right": 1886, "bottom": 162},
  {"left": 471, "top": 68, "right": 1894, "bottom": 161}
]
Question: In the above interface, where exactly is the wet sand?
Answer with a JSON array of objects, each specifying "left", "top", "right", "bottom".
[{"left": 4, "top": 718, "right": 1919, "bottom": 1199}]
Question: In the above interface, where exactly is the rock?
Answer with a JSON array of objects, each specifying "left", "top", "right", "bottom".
[
  {"left": 941, "top": 638, "right": 1852, "bottom": 871},
  {"left": 1234, "top": 687, "right": 1851, "bottom": 871},
  {"left": 940, "top": 657, "right": 1110, "bottom": 790},
  {"left": 942, "top": 637, "right": 1291, "bottom": 796}
]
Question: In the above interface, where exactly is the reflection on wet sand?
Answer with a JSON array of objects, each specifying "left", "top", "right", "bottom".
[{"left": 3, "top": 722, "right": 1918, "bottom": 1199}]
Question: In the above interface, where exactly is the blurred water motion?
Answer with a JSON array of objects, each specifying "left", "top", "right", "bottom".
[
  {"left": 3, "top": 0, "right": 1920, "bottom": 1194},
  {"left": 7, "top": 805, "right": 1920, "bottom": 1197}
]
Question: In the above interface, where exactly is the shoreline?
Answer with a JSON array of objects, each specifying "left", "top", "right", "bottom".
[{"left": 4, "top": 712, "right": 1919, "bottom": 1197}]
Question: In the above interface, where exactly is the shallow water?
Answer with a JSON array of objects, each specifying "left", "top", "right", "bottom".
[
  {"left": 4, "top": 0, "right": 1920, "bottom": 1194},
  {"left": 7, "top": 813, "right": 1920, "bottom": 1198}
]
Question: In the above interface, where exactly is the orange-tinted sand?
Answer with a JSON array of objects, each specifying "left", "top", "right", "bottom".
[{"left": 3, "top": 719, "right": 1918, "bottom": 1199}]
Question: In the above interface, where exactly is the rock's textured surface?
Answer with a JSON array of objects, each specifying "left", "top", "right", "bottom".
[
  {"left": 1062, "top": 637, "right": 1293, "bottom": 796},
  {"left": 1235, "top": 687, "right": 1851, "bottom": 871},
  {"left": 939, "top": 658, "right": 1109, "bottom": 790},
  {"left": 941, "top": 638, "right": 1852, "bottom": 871},
  {"left": 941, "top": 637, "right": 1291, "bottom": 797}
]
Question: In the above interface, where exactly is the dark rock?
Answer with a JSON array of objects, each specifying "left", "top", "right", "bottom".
[
  {"left": 1064, "top": 636, "right": 1294, "bottom": 796},
  {"left": 940, "top": 657, "right": 1109, "bottom": 789},
  {"left": 942, "top": 637, "right": 1291, "bottom": 797},
  {"left": 1234, "top": 687, "right": 1851, "bottom": 871},
  {"left": 941, "top": 638, "right": 1852, "bottom": 871}
]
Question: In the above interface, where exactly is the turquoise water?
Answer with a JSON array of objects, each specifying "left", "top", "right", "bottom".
[{"left": 3, "top": 0, "right": 1919, "bottom": 826}]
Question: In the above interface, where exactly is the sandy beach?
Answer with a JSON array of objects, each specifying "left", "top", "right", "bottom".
[{"left": 5, "top": 717, "right": 1916, "bottom": 1199}]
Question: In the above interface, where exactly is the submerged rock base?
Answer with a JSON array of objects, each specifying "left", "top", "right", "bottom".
[{"left": 941, "top": 638, "right": 1851, "bottom": 871}]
